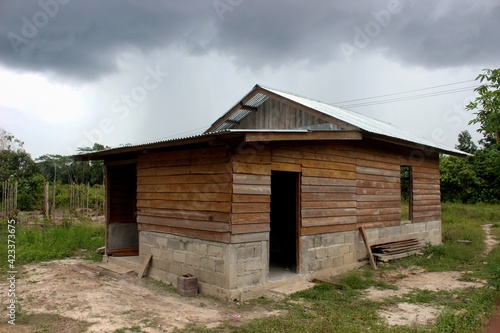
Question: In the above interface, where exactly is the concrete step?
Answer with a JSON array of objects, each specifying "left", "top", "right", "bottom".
[{"left": 106, "top": 255, "right": 141, "bottom": 272}]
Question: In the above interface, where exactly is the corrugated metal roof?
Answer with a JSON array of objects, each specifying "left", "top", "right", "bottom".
[{"left": 257, "top": 85, "right": 466, "bottom": 155}]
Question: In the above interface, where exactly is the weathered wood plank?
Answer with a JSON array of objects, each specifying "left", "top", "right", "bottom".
[
  {"left": 356, "top": 195, "right": 400, "bottom": 202},
  {"left": 232, "top": 162, "right": 270, "bottom": 175},
  {"left": 302, "top": 177, "right": 355, "bottom": 187},
  {"left": 357, "top": 208, "right": 401, "bottom": 216},
  {"left": 137, "top": 215, "right": 230, "bottom": 232},
  {"left": 357, "top": 214, "right": 401, "bottom": 223},
  {"left": 301, "top": 208, "right": 357, "bottom": 218},
  {"left": 302, "top": 192, "right": 357, "bottom": 201},
  {"left": 137, "top": 163, "right": 230, "bottom": 177},
  {"left": 232, "top": 174, "right": 270, "bottom": 185},
  {"left": 356, "top": 166, "right": 400, "bottom": 177},
  {"left": 233, "top": 184, "right": 271, "bottom": 195},
  {"left": 136, "top": 200, "right": 231, "bottom": 213},
  {"left": 302, "top": 215, "right": 357, "bottom": 227},
  {"left": 137, "top": 208, "right": 230, "bottom": 222},
  {"left": 356, "top": 188, "right": 399, "bottom": 195},
  {"left": 232, "top": 194, "right": 270, "bottom": 203},
  {"left": 232, "top": 202, "right": 270, "bottom": 213},
  {"left": 302, "top": 185, "right": 356, "bottom": 193},
  {"left": 302, "top": 168, "right": 356, "bottom": 179},
  {"left": 301, "top": 223, "right": 357, "bottom": 235},
  {"left": 137, "top": 183, "right": 231, "bottom": 194},
  {"left": 301, "top": 159, "right": 355, "bottom": 172},
  {"left": 138, "top": 223, "right": 230, "bottom": 243},
  {"left": 301, "top": 201, "right": 357, "bottom": 210},
  {"left": 356, "top": 180, "right": 400, "bottom": 189},
  {"left": 137, "top": 192, "right": 232, "bottom": 202},
  {"left": 231, "top": 212, "right": 270, "bottom": 224},
  {"left": 270, "top": 162, "right": 302, "bottom": 172},
  {"left": 138, "top": 174, "right": 231, "bottom": 185},
  {"left": 231, "top": 223, "right": 270, "bottom": 234}
]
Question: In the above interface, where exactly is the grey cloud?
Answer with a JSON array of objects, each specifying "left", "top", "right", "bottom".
[{"left": 0, "top": 0, "right": 498, "bottom": 81}]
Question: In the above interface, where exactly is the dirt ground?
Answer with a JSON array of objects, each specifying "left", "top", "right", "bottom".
[
  {"left": 364, "top": 223, "right": 498, "bottom": 328},
  {"left": 0, "top": 223, "right": 497, "bottom": 332},
  {"left": 0, "top": 259, "right": 282, "bottom": 333}
]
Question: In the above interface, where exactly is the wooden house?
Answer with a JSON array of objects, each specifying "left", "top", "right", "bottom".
[{"left": 77, "top": 84, "right": 466, "bottom": 300}]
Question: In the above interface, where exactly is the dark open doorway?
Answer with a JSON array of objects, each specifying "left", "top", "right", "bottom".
[
  {"left": 106, "top": 163, "right": 138, "bottom": 256},
  {"left": 270, "top": 171, "right": 299, "bottom": 274}
]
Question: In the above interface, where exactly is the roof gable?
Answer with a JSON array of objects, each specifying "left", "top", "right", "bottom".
[{"left": 206, "top": 84, "right": 466, "bottom": 156}]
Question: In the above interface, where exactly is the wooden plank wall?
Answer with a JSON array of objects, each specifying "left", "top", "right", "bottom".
[
  {"left": 271, "top": 143, "right": 358, "bottom": 235},
  {"left": 355, "top": 146, "right": 402, "bottom": 229},
  {"left": 270, "top": 141, "right": 441, "bottom": 235},
  {"left": 231, "top": 145, "right": 271, "bottom": 238},
  {"left": 237, "top": 98, "right": 328, "bottom": 130},
  {"left": 136, "top": 146, "right": 233, "bottom": 243},
  {"left": 401, "top": 154, "right": 441, "bottom": 223}
]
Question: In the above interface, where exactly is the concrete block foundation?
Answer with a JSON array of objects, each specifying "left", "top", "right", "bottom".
[{"left": 139, "top": 220, "right": 441, "bottom": 300}]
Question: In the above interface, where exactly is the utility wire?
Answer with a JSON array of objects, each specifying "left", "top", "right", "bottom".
[
  {"left": 333, "top": 79, "right": 476, "bottom": 105},
  {"left": 340, "top": 86, "right": 476, "bottom": 108}
]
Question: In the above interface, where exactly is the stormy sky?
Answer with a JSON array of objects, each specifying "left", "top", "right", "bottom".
[{"left": 0, "top": 0, "right": 499, "bottom": 157}]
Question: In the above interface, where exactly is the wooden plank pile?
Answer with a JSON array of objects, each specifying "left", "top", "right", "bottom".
[{"left": 370, "top": 238, "right": 425, "bottom": 262}]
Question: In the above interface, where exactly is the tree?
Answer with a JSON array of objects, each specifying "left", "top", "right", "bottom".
[
  {"left": 466, "top": 68, "right": 500, "bottom": 144},
  {"left": 456, "top": 130, "right": 477, "bottom": 154},
  {"left": 0, "top": 128, "right": 38, "bottom": 182}
]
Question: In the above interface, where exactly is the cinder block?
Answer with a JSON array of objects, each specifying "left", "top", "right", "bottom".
[
  {"left": 174, "top": 251, "right": 186, "bottom": 263},
  {"left": 169, "top": 239, "right": 181, "bottom": 251},
  {"left": 157, "top": 237, "right": 169, "bottom": 247},
  {"left": 237, "top": 246, "right": 255, "bottom": 260},
  {"left": 333, "top": 256, "right": 344, "bottom": 267},
  {"left": 169, "top": 262, "right": 182, "bottom": 276},
  {"left": 208, "top": 244, "right": 223, "bottom": 257},
  {"left": 321, "top": 234, "right": 335, "bottom": 247},
  {"left": 316, "top": 247, "right": 328, "bottom": 259},
  {"left": 215, "top": 259, "right": 224, "bottom": 273},
  {"left": 343, "top": 253, "right": 355, "bottom": 265},
  {"left": 139, "top": 243, "right": 151, "bottom": 255},
  {"left": 185, "top": 254, "right": 199, "bottom": 267},
  {"left": 339, "top": 244, "right": 351, "bottom": 255},
  {"left": 333, "top": 233, "right": 345, "bottom": 244},
  {"left": 327, "top": 245, "right": 340, "bottom": 257},
  {"left": 344, "top": 232, "right": 355, "bottom": 243},
  {"left": 151, "top": 247, "right": 161, "bottom": 257}
]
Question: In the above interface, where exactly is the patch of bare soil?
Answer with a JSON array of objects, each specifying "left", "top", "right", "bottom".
[
  {"left": 365, "top": 267, "right": 486, "bottom": 301},
  {"left": 0, "top": 259, "right": 281, "bottom": 333},
  {"left": 364, "top": 223, "right": 499, "bottom": 328},
  {"left": 378, "top": 303, "right": 442, "bottom": 327},
  {"left": 481, "top": 224, "right": 499, "bottom": 256}
]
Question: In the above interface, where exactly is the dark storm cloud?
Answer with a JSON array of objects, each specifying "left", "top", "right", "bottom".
[{"left": 0, "top": 0, "right": 498, "bottom": 81}]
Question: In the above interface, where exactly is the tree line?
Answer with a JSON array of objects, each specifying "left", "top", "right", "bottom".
[
  {"left": 0, "top": 128, "right": 107, "bottom": 211},
  {"left": 440, "top": 68, "right": 500, "bottom": 204}
]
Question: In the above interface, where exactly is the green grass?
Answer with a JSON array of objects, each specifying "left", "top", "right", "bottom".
[
  {"left": 174, "top": 203, "right": 500, "bottom": 333},
  {"left": 0, "top": 221, "right": 104, "bottom": 269}
]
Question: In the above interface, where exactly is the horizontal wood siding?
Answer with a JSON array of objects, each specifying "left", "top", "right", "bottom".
[
  {"left": 355, "top": 146, "right": 402, "bottom": 228},
  {"left": 411, "top": 160, "right": 441, "bottom": 222},
  {"left": 237, "top": 98, "right": 328, "bottom": 130},
  {"left": 270, "top": 143, "right": 357, "bottom": 234},
  {"left": 231, "top": 146, "right": 271, "bottom": 236},
  {"left": 136, "top": 146, "right": 233, "bottom": 242}
]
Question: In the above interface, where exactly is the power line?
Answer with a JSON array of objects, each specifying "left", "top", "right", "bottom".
[
  {"left": 333, "top": 79, "right": 476, "bottom": 105},
  {"left": 340, "top": 86, "right": 476, "bottom": 108}
]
